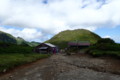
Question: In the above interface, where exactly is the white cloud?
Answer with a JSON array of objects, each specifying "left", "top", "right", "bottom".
[
  {"left": 113, "top": 36, "right": 120, "bottom": 43},
  {"left": 103, "top": 35, "right": 120, "bottom": 43},
  {"left": 0, "top": 0, "right": 120, "bottom": 41},
  {"left": 103, "top": 35, "right": 111, "bottom": 38}
]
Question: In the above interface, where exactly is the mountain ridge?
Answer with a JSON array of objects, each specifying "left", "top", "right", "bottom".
[
  {"left": 0, "top": 31, "right": 39, "bottom": 47},
  {"left": 0, "top": 31, "right": 17, "bottom": 44}
]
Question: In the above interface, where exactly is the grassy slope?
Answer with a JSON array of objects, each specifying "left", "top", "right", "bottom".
[
  {"left": 0, "top": 53, "right": 50, "bottom": 73},
  {"left": 46, "top": 29, "right": 101, "bottom": 48},
  {"left": 0, "top": 31, "right": 17, "bottom": 44}
]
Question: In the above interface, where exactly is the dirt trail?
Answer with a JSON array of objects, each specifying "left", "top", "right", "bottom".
[{"left": 0, "top": 54, "right": 120, "bottom": 80}]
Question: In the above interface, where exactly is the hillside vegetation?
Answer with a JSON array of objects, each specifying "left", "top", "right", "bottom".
[
  {"left": 0, "top": 31, "right": 39, "bottom": 47},
  {"left": 0, "top": 31, "right": 17, "bottom": 44},
  {"left": 88, "top": 38, "right": 120, "bottom": 58},
  {"left": 46, "top": 29, "right": 101, "bottom": 48}
]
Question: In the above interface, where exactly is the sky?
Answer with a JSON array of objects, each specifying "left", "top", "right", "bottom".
[{"left": 0, "top": 0, "right": 120, "bottom": 43}]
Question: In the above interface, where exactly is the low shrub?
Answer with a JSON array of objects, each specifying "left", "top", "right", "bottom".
[
  {"left": 96, "top": 38, "right": 115, "bottom": 44},
  {"left": 89, "top": 50, "right": 120, "bottom": 57},
  {"left": 88, "top": 38, "right": 120, "bottom": 58}
]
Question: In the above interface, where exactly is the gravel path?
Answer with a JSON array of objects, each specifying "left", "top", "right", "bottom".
[{"left": 0, "top": 54, "right": 120, "bottom": 80}]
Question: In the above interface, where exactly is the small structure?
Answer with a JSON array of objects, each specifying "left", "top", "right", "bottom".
[
  {"left": 68, "top": 41, "right": 90, "bottom": 49},
  {"left": 34, "top": 43, "right": 58, "bottom": 54}
]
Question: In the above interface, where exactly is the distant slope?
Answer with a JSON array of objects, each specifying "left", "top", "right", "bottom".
[
  {"left": 16, "top": 37, "right": 27, "bottom": 45},
  {"left": 0, "top": 31, "right": 17, "bottom": 44},
  {"left": 16, "top": 37, "right": 40, "bottom": 47},
  {"left": 0, "top": 31, "right": 40, "bottom": 47},
  {"left": 46, "top": 29, "right": 101, "bottom": 48},
  {"left": 27, "top": 41, "right": 40, "bottom": 47}
]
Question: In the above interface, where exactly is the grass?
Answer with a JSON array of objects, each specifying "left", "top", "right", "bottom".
[{"left": 0, "top": 53, "right": 51, "bottom": 73}]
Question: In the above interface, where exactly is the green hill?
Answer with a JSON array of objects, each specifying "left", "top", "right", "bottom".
[
  {"left": 27, "top": 41, "right": 40, "bottom": 47},
  {"left": 0, "top": 31, "right": 39, "bottom": 47},
  {"left": 16, "top": 37, "right": 27, "bottom": 45},
  {"left": 0, "top": 31, "right": 17, "bottom": 44},
  {"left": 16, "top": 37, "right": 40, "bottom": 47},
  {"left": 46, "top": 29, "right": 101, "bottom": 48}
]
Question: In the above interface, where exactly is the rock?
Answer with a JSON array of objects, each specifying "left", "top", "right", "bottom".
[
  {"left": 9, "top": 75, "right": 13, "bottom": 79},
  {"left": 3, "top": 69, "right": 6, "bottom": 73},
  {"left": 60, "top": 69, "right": 64, "bottom": 73}
]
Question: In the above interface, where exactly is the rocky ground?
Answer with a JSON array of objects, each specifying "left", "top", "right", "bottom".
[{"left": 0, "top": 53, "right": 120, "bottom": 80}]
